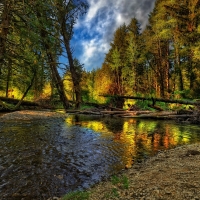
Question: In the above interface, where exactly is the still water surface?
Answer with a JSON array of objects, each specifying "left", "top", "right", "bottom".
[{"left": 0, "top": 114, "right": 200, "bottom": 199}]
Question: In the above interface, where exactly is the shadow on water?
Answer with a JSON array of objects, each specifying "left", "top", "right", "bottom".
[{"left": 1, "top": 114, "right": 200, "bottom": 199}]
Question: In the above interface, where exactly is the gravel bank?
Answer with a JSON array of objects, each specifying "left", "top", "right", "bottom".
[
  {"left": 88, "top": 143, "right": 200, "bottom": 200},
  {"left": 0, "top": 110, "right": 68, "bottom": 121}
]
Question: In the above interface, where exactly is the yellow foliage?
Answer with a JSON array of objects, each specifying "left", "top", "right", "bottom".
[
  {"left": 63, "top": 72, "right": 74, "bottom": 101},
  {"left": 42, "top": 82, "right": 52, "bottom": 97},
  {"left": 0, "top": 87, "right": 23, "bottom": 99},
  {"left": 123, "top": 99, "right": 136, "bottom": 109}
]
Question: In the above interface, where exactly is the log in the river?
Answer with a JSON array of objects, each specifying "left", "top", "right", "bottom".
[
  {"left": 66, "top": 108, "right": 200, "bottom": 122},
  {"left": 66, "top": 109, "right": 153, "bottom": 115},
  {"left": 129, "top": 114, "right": 197, "bottom": 120},
  {"left": 0, "top": 96, "right": 39, "bottom": 106},
  {"left": 100, "top": 110, "right": 153, "bottom": 115},
  {"left": 99, "top": 94, "right": 200, "bottom": 106}
]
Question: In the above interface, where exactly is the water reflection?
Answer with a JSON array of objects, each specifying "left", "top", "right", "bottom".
[
  {"left": 0, "top": 115, "right": 200, "bottom": 199},
  {"left": 66, "top": 115, "right": 200, "bottom": 168}
]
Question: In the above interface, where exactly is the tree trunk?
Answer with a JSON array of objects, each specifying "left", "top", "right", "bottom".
[
  {"left": 100, "top": 94, "right": 200, "bottom": 106},
  {"left": 165, "top": 42, "right": 170, "bottom": 96},
  {"left": 174, "top": 41, "right": 184, "bottom": 98},
  {"left": 47, "top": 48, "right": 70, "bottom": 111},
  {"left": 6, "top": 62, "right": 11, "bottom": 97},
  {"left": 0, "top": 96, "right": 39, "bottom": 106},
  {"left": 39, "top": 31, "right": 70, "bottom": 111},
  {"left": 0, "top": 1, "right": 11, "bottom": 70},
  {"left": 158, "top": 39, "right": 165, "bottom": 98},
  {"left": 61, "top": 22, "right": 82, "bottom": 109},
  {"left": 13, "top": 71, "right": 36, "bottom": 110}
]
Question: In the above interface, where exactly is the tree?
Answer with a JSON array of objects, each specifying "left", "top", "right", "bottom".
[
  {"left": 0, "top": 0, "right": 45, "bottom": 109},
  {"left": 93, "top": 63, "right": 113, "bottom": 103},
  {"left": 125, "top": 18, "right": 145, "bottom": 95},
  {"left": 164, "top": 0, "right": 200, "bottom": 97},
  {"left": 34, "top": 0, "right": 70, "bottom": 110},
  {"left": 105, "top": 24, "right": 128, "bottom": 96},
  {"left": 55, "top": 0, "right": 88, "bottom": 108}
]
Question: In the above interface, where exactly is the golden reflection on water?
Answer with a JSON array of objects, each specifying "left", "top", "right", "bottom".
[{"left": 65, "top": 115, "right": 198, "bottom": 168}]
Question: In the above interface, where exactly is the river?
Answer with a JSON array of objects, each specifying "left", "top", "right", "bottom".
[{"left": 0, "top": 114, "right": 200, "bottom": 199}]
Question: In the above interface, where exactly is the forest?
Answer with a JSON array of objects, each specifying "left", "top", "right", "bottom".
[{"left": 0, "top": 0, "right": 200, "bottom": 111}]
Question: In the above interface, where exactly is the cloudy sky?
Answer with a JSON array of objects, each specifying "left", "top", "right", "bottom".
[{"left": 70, "top": 0, "right": 156, "bottom": 71}]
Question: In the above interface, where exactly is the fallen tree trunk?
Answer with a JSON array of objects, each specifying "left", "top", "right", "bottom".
[
  {"left": 100, "top": 110, "right": 153, "bottom": 115},
  {"left": 113, "top": 111, "right": 177, "bottom": 118},
  {"left": 100, "top": 94, "right": 200, "bottom": 106},
  {"left": 147, "top": 104, "right": 164, "bottom": 111},
  {"left": 0, "top": 96, "right": 39, "bottom": 107},
  {"left": 130, "top": 114, "right": 197, "bottom": 120},
  {"left": 83, "top": 102, "right": 124, "bottom": 111},
  {"left": 65, "top": 108, "right": 199, "bottom": 122},
  {"left": 66, "top": 109, "right": 153, "bottom": 115}
]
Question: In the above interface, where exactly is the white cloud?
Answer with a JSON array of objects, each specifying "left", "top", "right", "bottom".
[
  {"left": 85, "top": 0, "right": 107, "bottom": 22},
  {"left": 79, "top": 38, "right": 109, "bottom": 71},
  {"left": 73, "top": 0, "right": 156, "bottom": 70}
]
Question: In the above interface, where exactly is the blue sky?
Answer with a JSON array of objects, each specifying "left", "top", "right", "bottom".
[{"left": 68, "top": 0, "right": 156, "bottom": 71}]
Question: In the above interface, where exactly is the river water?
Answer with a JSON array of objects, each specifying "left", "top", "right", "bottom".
[{"left": 1, "top": 114, "right": 200, "bottom": 199}]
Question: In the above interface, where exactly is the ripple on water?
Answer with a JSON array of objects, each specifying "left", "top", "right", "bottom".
[{"left": 1, "top": 116, "right": 200, "bottom": 199}]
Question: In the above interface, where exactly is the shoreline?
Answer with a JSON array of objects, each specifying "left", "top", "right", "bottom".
[
  {"left": 0, "top": 110, "right": 68, "bottom": 121},
  {"left": 87, "top": 142, "right": 200, "bottom": 200}
]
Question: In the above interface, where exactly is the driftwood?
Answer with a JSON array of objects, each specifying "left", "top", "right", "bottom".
[{"left": 100, "top": 94, "right": 200, "bottom": 106}]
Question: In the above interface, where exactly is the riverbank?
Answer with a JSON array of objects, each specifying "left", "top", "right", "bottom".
[
  {"left": 87, "top": 143, "right": 200, "bottom": 200},
  {"left": 0, "top": 110, "right": 68, "bottom": 121}
]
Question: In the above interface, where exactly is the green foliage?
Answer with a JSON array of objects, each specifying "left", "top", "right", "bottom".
[
  {"left": 79, "top": 105, "right": 95, "bottom": 110},
  {"left": 81, "top": 90, "right": 90, "bottom": 102},
  {"left": 173, "top": 90, "right": 191, "bottom": 98},
  {"left": 61, "top": 190, "right": 90, "bottom": 200},
  {"left": 135, "top": 100, "right": 153, "bottom": 110},
  {"left": 1, "top": 0, "right": 200, "bottom": 105},
  {"left": 90, "top": 0, "right": 200, "bottom": 101},
  {"left": 135, "top": 100, "right": 170, "bottom": 111}
]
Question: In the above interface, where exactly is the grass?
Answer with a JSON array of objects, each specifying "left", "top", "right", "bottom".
[
  {"left": 111, "top": 175, "right": 129, "bottom": 189},
  {"left": 61, "top": 191, "right": 90, "bottom": 200},
  {"left": 111, "top": 188, "right": 120, "bottom": 197},
  {"left": 61, "top": 175, "right": 130, "bottom": 200},
  {"left": 102, "top": 175, "right": 130, "bottom": 199}
]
